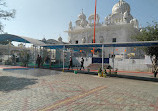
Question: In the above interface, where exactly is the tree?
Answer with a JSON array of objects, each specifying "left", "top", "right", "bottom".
[
  {"left": 0, "top": 40, "right": 9, "bottom": 45},
  {"left": 0, "top": 0, "right": 16, "bottom": 33},
  {"left": 132, "top": 21, "right": 158, "bottom": 74},
  {"left": 19, "top": 50, "right": 30, "bottom": 67}
]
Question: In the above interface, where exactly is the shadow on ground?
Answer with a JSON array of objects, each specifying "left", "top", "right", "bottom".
[
  {"left": 53, "top": 69, "right": 97, "bottom": 75},
  {"left": 109, "top": 74, "right": 158, "bottom": 82},
  {"left": 5, "top": 69, "right": 62, "bottom": 77},
  {"left": 62, "top": 69, "right": 158, "bottom": 82},
  {"left": 0, "top": 76, "right": 38, "bottom": 92}
]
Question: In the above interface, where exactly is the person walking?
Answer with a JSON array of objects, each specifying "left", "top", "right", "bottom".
[
  {"left": 80, "top": 57, "right": 84, "bottom": 70},
  {"left": 68, "top": 56, "right": 73, "bottom": 70}
]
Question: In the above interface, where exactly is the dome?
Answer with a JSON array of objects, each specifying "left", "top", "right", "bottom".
[
  {"left": 58, "top": 36, "right": 62, "bottom": 42},
  {"left": 76, "top": 19, "right": 81, "bottom": 26},
  {"left": 80, "top": 19, "right": 88, "bottom": 27},
  {"left": 78, "top": 10, "right": 86, "bottom": 20},
  {"left": 42, "top": 38, "right": 46, "bottom": 42},
  {"left": 88, "top": 14, "right": 100, "bottom": 21},
  {"left": 112, "top": 0, "right": 130, "bottom": 14}
]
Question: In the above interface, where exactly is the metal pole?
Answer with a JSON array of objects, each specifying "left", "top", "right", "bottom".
[
  {"left": 40, "top": 46, "right": 41, "bottom": 56},
  {"left": 102, "top": 45, "right": 104, "bottom": 72},
  {"left": 37, "top": 46, "right": 39, "bottom": 56},
  {"left": 63, "top": 45, "right": 65, "bottom": 72},
  {"left": 8, "top": 41, "right": 10, "bottom": 60},
  {"left": 113, "top": 47, "right": 115, "bottom": 71},
  {"left": 93, "top": 0, "right": 97, "bottom": 43},
  {"left": 34, "top": 46, "right": 37, "bottom": 63},
  {"left": 50, "top": 49, "right": 52, "bottom": 68},
  {"left": 34, "top": 46, "right": 36, "bottom": 68},
  {"left": 33, "top": 45, "right": 34, "bottom": 62},
  {"left": 42, "top": 47, "right": 44, "bottom": 57},
  {"left": 92, "top": 0, "right": 97, "bottom": 54}
]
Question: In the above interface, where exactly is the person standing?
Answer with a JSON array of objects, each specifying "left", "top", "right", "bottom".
[
  {"left": 36, "top": 55, "right": 41, "bottom": 68},
  {"left": 154, "top": 68, "right": 158, "bottom": 78},
  {"left": 12, "top": 54, "right": 16, "bottom": 65},
  {"left": 68, "top": 56, "right": 73, "bottom": 70},
  {"left": 80, "top": 57, "right": 84, "bottom": 70},
  {"left": 152, "top": 55, "right": 157, "bottom": 77},
  {"left": 39, "top": 56, "right": 42, "bottom": 67}
]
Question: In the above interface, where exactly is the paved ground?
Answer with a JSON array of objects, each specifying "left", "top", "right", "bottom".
[{"left": 0, "top": 69, "right": 158, "bottom": 111}]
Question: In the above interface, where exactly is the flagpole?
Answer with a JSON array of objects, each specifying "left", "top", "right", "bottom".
[
  {"left": 93, "top": 0, "right": 97, "bottom": 54},
  {"left": 93, "top": 0, "right": 97, "bottom": 43}
]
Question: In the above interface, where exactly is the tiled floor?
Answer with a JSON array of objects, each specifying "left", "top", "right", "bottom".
[{"left": 0, "top": 69, "right": 158, "bottom": 111}]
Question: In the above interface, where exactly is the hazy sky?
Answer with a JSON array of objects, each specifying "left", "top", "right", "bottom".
[{"left": 3, "top": 0, "right": 158, "bottom": 42}]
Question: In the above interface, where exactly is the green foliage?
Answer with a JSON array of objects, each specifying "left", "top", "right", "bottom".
[
  {"left": 19, "top": 50, "right": 30, "bottom": 66},
  {"left": 109, "top": 69, "right": 111, "bottom": 75},
  {"left": 0, "top": 41, "right": 9, "bottom": 45},
  {"left": 98, "top": 68, "right": 102, "bottom": 73},
  {"left": 103, "top": 69, "right": 107, "bottom": 74},
  {"left": 132, "top": 21, "right": 158, "bottom": 41},
  {"left": 131, "top": 21, "right": 158, "bottom": 58},
  {"left": 106, "top": 65, "right": 112, "bottom": 69},
  {"left": 0, "top": 0, "right": 16, "bottom": 33},
  {"left": 114, "top": 68, "right": 118, "bottom": 75},
  {"left": 5, "top": 60, "right": 12, "bottom": 65}
]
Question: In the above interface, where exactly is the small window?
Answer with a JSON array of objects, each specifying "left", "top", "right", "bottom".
[
  {"left": 75, "top": 40, "right": 78, "bottom": 44},
  {"left": 112, "top": 38, "right": 116, "bottom": 42}
]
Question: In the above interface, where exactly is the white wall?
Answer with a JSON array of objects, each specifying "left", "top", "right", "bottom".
[
  {"left": 68, "top": 24, "right": 140, "bottom": 58},
  {"left": 109, "top": 58, "right": 152, "bottom": 72},
  {"left": 72, "top": 57, "right": 92, "bottom": 67}
]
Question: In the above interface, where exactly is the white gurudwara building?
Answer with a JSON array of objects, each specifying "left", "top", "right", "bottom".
[{"left": 66, "top": 0, "right": 140, "bottom": 58}]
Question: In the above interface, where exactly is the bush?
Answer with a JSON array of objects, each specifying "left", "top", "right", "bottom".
[
  {"left": 98, "top": 68, "right": 102, "bottom": 73},
  {"left": 104, "top": 69, "right": 107, "bottom": 74}
]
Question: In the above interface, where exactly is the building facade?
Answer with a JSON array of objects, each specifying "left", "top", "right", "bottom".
[{"left": 66, "top": 0, "right": 140, "bottom": 57}]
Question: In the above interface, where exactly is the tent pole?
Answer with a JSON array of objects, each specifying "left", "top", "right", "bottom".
[
  {"left": 63, "top": 45, "right": 65, "bottom": 72},
  {"left": 113, "top": 47, "right": 115, "bottom": 71},
  {"left": 102, "top": 45, "right": 104, "bottom": 72},
  {"left": 40, "top": 46, "right": 41, "bottom": 56},
  {"left": 33, "top": 45, "right": 35, "bottom": 68},
  {"left": 8, "top": 41, "right": 10, "bottom": 60}
]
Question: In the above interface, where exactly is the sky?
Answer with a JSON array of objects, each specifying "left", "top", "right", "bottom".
[{"left": 3, "top": 0, "right": 158, "bottom": 42}]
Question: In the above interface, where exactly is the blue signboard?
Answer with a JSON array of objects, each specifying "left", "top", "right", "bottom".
[{"left": 92, "top": 58, "right": 109, "bottom": 64}]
